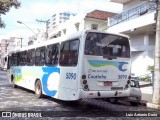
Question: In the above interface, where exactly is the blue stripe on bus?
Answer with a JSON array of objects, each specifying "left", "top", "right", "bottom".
[{"left": 42, "top": 67, "right": 60, "bottom": 96}]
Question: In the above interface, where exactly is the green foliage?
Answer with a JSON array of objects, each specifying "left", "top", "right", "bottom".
[
  {"left": 147, "top": 65, "right": 154, "bottom": 72},
  {"left": 0, "top": 0, "right": 21, "bottom": 28},
  {"left": 140, "top": 75, "right": 151, "bottom": 82}
]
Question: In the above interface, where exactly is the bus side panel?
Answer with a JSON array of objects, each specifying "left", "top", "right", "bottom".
[
  {"left": 11, "top": 66, "right": 26, "bottom": 87},
  {"left": 40, "top": 67, "right": 60, "bottom": 98},
  {"left": 58, "top": 67, "right": 79, "bottom": 100},
  {"left": 11, "top": 66, "right": 61, "bottom": 99}
]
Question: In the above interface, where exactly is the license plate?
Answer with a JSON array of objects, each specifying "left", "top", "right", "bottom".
[{"left": 104, "top": 81, "right": 112, "bottom": 86}]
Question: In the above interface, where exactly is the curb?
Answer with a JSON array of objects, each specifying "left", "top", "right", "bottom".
[
  {"left": 139, "top": 100, "right": 147, "bottom": 106},
  {"left": 140, "top": 83, "right": 152, "bottom": 88}
]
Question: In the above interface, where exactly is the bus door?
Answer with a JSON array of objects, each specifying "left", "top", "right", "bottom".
[{"left": 59, "top": 39, "right": 80, "bottom": 90}]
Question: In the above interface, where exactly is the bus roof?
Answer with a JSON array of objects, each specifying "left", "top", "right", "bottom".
[{"left": 8, "top": 30, "right": 129, "bottom": 53}]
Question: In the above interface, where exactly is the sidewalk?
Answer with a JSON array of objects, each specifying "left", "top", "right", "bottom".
[
  {"left": 139, "top": 81, "right": 153, "bottom": 105},
  {"left": 139, "top": 81, "right": 152, "bottom": 87}
]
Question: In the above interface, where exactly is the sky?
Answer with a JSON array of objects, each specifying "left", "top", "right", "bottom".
[{"left": 0, "top": 0, "right": 123, "bottom": 40}]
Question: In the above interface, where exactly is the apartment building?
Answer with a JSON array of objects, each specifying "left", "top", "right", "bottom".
[
  {"left": 48, "top": 10, "right": 116, "bottom": 39},
  {"left": 0, "top": 37, "right": 15, "bottom": 69},
  {"left": 47, "top": 12, "right": 76, "bottom": 34},
  {"left": 107, "top": 0, "right": 156, "bottom": 76}
]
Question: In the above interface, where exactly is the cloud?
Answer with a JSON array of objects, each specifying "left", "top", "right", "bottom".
[
  {"left": 0, "top": 29, "right": 34, "bottom": 39},
  {"left": 28, "top": 1, "right": 79, "bottom": 17},
  {"left": 80, "top": 0, "right": 122, "bottom": 13},
  {"left": 0, "top": 0, "right": 122, "bottom": 40},
  {"left": 29, "top": 3, "right": 55, "bottom": 17}
]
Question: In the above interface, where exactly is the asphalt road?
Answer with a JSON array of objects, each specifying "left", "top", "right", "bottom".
[{"left": 0, "top": 71, "right": 160, "bottom": 120}]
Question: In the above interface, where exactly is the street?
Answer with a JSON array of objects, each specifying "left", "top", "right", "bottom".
[{"left": 0, "top": 70, "right": 160, "bottom": 120}]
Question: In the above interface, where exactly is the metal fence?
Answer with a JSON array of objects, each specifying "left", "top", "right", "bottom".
[{"left": 108, "top": 2, "right": 157, "bottom": 27}]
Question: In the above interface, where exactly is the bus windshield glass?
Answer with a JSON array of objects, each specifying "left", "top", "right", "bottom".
[{"left": 85, "top": 32, "right": 130, "bottom": 58}]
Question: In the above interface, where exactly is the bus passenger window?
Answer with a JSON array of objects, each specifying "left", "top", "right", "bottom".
[
  {"left": 47, "top": 51, "right": 52, "bottom": 64},
  {"left": 27, "top": 49, "right": 35, "bottom": 66},
  {"left": 60, "top": 39, "right": 79, "bottom": 66},
  {"left": 19, "top": 51, "right": 27, "bottom": 66},
  {"left": 45, "top": 44, "right": 59, "bottom": 66},
  {"left": 35, "top": 49, "right": 40, "bottom": 65},
  {"left": 35, "top": 47, "right": 45, "bottom": 66}
]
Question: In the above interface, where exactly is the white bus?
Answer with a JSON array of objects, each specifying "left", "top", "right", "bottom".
[{"left": 7, "top": 30, "right": 131, "bottom": 101}]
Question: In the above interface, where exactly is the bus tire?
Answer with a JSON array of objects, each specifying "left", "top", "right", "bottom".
[
  {"left": 35, "top": 80, "right": 43, "bottom": 98},
  {"left": 108, "top": 98, "right": 118, "bottom": 104},
  {"left": 130, "top": 102, "right": 139, "bottom": 106},
  {"left": 11, "top": 75, "right": 17, "bottom": 88}
]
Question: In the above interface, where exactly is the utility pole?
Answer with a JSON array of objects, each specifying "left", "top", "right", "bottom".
[
  {"left": 36, "top": 19, "right": 49, "bottom": 39},
  {"left": 148, "top": 0, "right": 160, "bottom": 109},
  {"left": 153, "top": 0, "right": 160, "bottom": 105}
]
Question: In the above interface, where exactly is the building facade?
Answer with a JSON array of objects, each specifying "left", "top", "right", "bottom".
[
  {"left": 107, "top": 0, "right": 156, "bottom": 76},
  {"left": 48, "top": 10, "right": 116, "bottom": 39},
  {"left": 47, "top": 12, "right": 76, "bottom": 35},
  {"left": 0, "top": 37, "right": 15, "bottom": 69}
]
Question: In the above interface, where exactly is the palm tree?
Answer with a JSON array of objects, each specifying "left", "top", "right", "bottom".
[{"left": 152, "top": 0, "right": 160, "bottom": 105}]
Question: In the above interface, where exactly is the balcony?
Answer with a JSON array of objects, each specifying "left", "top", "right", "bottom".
[
  {"left": 110, "top": 0, "right": 131, "bottom": 4},
  {"left": 131, "top": 45, "right": 154, "bottom": 52},
  {"left": 108, "top": 2, "right": 157, "bottom": 27}
]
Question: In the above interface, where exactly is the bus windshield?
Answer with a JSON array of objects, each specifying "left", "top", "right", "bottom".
[{"left": 85, "top": 32, "right": 130, "bottom": 58}]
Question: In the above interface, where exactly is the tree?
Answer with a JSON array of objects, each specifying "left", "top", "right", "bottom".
[
  {"left": 152, "top": 0, "right": 160, "bottom": 106},
  {"left": 0, "top": 0, "right": 20, "bottom": 28}
]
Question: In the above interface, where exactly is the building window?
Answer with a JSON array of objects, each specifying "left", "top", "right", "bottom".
[
  {"left": 63, "top": 29, "right": 66, "bottom": 35},
  {"left": 75, "top": 23, "right": 80, "bottom": 31},
  {"left": 91, "top": 24, "right": 98, "bottom": 30}
]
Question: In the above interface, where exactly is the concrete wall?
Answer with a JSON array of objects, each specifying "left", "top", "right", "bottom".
[
  {"left": 107, "top": 12, "right": 155, "bottom": 33},
  {"left": 131, "top": 51, "right": 154, "bottom": 76},
  {"left": 84, "top": 18, "right": 107, "bottom": 31},
  {"left": 130, "top": 33, "right": 155, "bottom": 76},
  {"left": 130, "top": 34, "right": 144, "bottom": 46}
]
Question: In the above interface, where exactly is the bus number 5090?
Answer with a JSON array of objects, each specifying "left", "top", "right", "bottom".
[
  {"left": 118, "top": 75, "right": 127, "bottom": 79},
  {"left": 66, "top": 73, "right": 76, "bottom": 80}
]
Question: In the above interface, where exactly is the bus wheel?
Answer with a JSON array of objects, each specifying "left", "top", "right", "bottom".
[
  {"left": 130, "top": 102, "right": 139, "bottom": 106},
  {"left": 11, "top": 75, "right": 17, "bottom": 88},
  {"left": 35, "top": 80, "right": 43, "bottom": 98},
  {"left": 108, "top": 98, "right": 118, "bottom": 104}
]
